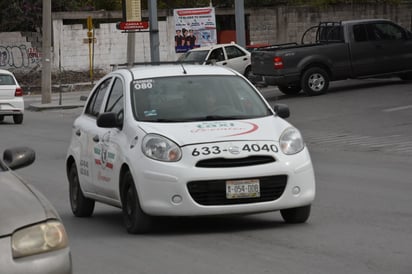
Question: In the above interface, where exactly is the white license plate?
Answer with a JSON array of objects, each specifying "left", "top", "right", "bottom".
[{"left": 226, "top": 179, "right": 260, "bottom": 199}]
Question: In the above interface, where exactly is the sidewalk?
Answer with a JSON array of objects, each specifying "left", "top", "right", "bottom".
[{"left": 26, "top": 89, "right": 91, "bottom": 111}]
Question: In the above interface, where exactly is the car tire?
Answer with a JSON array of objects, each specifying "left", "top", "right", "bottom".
[
  {"left": 68, "top": 162, "right": 95, "bottom": 217},
  {"left": 277, "top": 85, "right": 302, "bottom": 95},
  {"left": 399, "top": 72, "right": 412, "bottom": 80},
  {"left": 280, "top": 205, "right": 311, "bottom": 223},
  {"left": 121, "top": 170, "right": 153, "bottom": 234},
  {"left": 301, "top": 67, "right": 329, "bottom": 96},
  {"left": 244, "top": 66, "right": 253, "bottom": 80},
  {"left": 0, "top": 115, "right": 4, "bottom": 122},
  {"left": 13, "top": 114, "right": 23, "bottom": 124}
]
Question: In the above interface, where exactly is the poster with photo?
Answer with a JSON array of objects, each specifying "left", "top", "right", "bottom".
[{"left": 173, "top": 7, "right": 217, "bottom": 53}]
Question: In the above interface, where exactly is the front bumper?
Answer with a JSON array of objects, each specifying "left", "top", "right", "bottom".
[
  {"left": 0, "top": 237, "right": 72, "bottom": 274},
  {"left": 132, "top": 147, "right": 315, "bottom": 217}
]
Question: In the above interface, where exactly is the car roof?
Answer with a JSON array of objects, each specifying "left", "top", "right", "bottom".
[
  {"left": 123, "top": 64, "right": 238, "bottom": 80},
  {"left": 0, "top": 69, "right": 14, "bottom": 76},
  {"left": 340, "top": 18, "right": 392, "bottom": 25},
  {"left": 188, "top": 43, "right": 243, "bottom": 52}
]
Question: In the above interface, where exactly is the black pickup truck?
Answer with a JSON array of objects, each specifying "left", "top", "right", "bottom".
[{"left": 251, "top": 19, "right": 412, "bottom": 96}]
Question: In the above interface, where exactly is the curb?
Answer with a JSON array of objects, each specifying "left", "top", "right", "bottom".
[{"left": 28, "top": 103, "right": 85, "bottom": 111}]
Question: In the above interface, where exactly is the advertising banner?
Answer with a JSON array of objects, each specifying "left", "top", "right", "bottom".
[{"left": 173, "top": 7, "right": 217, "bottom": 53}]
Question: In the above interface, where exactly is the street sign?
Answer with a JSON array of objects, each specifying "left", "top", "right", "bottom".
[
  {"left": 125, "top": 0, "right": 141, "bottom": 21},
  {"left": 116, "top": 21, "right": 149, "bottom": 30}
]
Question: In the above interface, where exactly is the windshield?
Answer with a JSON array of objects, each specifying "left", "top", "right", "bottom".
[
  {"left": 130, "top": 75, "right": 272, "bottom": 122},
  {"left": 178, "top": 50, "right": 209, "bottom": 62}
]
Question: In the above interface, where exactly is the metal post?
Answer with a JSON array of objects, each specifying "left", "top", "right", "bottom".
[
  {"left": 41, "top": 0, "right": 51, "bottom": 104},
  {"left": 127, "top": 32, "right": 136, "bottom": 67},
  {"left": 148, "top": 0, "right": 160, "bottom": 62},
  {"left": 235, "top": 0, "right": 246, "bottom": 47}
]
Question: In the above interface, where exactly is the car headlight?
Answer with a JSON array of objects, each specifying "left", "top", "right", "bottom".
[
  {"left": 142, "top": 134, "right": 182, "bottom": 162},
  {"left": 279, "top": 127, "right": 305, "bottom": 155},
  {"left": 12, "top": 220, "right": 69, "bottom": 259}
]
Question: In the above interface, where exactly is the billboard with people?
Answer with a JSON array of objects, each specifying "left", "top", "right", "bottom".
[{"left": 173, "top": 7, "right": 217, "bottom": 53}]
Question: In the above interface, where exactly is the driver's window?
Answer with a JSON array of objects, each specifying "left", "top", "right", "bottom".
[
  {"left": 208, "top": 48, "right": 225, "bottom": 62},
  {"left": 105, "top": 77, "right": 124, "bottom": 122},
  {"left": 374, "top": 23, "right": 404, "bottom": 40},
  {"left": 85, "top": 78, "right": 111, "bottom": 118}
]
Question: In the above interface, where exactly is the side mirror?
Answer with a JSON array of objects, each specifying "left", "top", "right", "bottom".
[
  {"left": 97, "top": 112, "right": 123, "bottom": 129},
  {"left": 3, "top": 147, "right": 35, "bottom": 170},
  {"left": 273, "top": 104, "right": 290, "bottom": 118}
]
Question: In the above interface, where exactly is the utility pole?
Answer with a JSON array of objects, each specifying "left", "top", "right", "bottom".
[
  {"left": 148, "top": 0, "right": 160, "bottom": 62},
  {"left": 235, "top": 0, "right": 246, "bottom": 47},
  {"left": 41, "top": 0, "right": 51, "bottom": 104},
  {"left": 127, "top": 32, "right": 136, "bottom": 66}
]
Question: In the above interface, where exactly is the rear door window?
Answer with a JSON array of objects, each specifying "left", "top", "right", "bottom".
[{"left": 0, "top": 75, "right": 16, "bottom": 85}]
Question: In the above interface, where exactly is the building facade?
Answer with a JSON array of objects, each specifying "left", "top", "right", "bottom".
[{"left": 0, "top": 3, "right": 411, "bottom": 73}]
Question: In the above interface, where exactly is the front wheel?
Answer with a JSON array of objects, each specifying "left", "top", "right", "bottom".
[
  {"left": 301, "top": 67, "right": 329, "bottom": 96},
  {"left": 121, "top": 170, "right": 153, "bottom": 234},
  {"left": 68, "top": 162, "right": 95, "bottom": 217},
  {"left": 280, "top": 205, "right": 311, "bottom": 223},
  {"left": 277, "top": 85, "right": 302, "bottom": 95}
]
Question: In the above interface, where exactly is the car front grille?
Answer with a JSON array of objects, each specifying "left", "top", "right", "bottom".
[
  {"left": 187, "top": 175, "right": 287, "bottom": 206},
  {"left": 195, "top": 156, "right": 275, "bottom": 168}
]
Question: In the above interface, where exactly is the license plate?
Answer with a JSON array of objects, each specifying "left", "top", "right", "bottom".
[{"left": 226, "top": 179, "right": 260, "bottom": 199}]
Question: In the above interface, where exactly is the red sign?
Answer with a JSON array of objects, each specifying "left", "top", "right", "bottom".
[
  {"left": 176, "top": 8, "right": 212, "bottom": 16},
  {"left": 117, "top": 21, "right": 149, "bottom": 30}
]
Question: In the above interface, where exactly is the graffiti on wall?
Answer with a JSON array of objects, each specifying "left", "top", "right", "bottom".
[{"left": 0, "top": 45, "right": 41, "bottom": 68}]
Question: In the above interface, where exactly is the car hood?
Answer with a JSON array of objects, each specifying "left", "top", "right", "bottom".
[
  {"left": 0, "top": 171, "right": 59, "bottom": 236},
  {"left": 138, "top": 116, "right": 291, "bottom": 145}
]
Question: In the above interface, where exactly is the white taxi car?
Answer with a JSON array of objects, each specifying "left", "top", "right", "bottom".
[
  {"left": 0, "top": 69, "right": 24, "bottom": 124},
  {"left": 66, "top": 64, "right": 315, "bottom": 234},
  {"left": 178, "top": 43, "right": 253, "bottom": 80}
]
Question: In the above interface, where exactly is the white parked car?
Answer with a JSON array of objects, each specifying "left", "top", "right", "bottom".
[
  {"left": 66, "top": 64, "right": 316, "bottom": 234},
  {"left": 0, "top": 69, "right": 24, "bottom": 124},
  {"left": 178, "top": 43, "right": 255, "bottom": 80}
]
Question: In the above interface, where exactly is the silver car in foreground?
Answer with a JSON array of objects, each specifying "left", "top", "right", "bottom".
[{"left": 0, "top": 147, "right": 72, "bottom": 274}]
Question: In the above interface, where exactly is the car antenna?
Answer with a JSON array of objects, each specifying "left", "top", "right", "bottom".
[{"left": 180, "top": 63, "right": 187, "bottom": 74}]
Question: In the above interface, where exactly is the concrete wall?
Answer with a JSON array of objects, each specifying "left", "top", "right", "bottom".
[
  {"left": 248, "top": 4, "right": 412, "bottom": 45},
  {"left": 52, "top": 16, "right": 180, "bottom": 72},
  {"left": 0, "top": 32, "right": 41, "bottom": 71},
  {"left": 1, "top": 4, "right": 411, "bottom": 73}
]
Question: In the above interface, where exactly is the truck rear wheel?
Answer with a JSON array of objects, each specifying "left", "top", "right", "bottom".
[
  {"left": 277, "top": 85, "right": 301, "bottom": 95},
  {"left": 301, "top": 67, "right": 329, "bottom": 96}
]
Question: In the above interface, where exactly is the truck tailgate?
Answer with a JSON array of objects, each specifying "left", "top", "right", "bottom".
[{"left": 251, "top": 51, "right": 278, "bottom": 76}]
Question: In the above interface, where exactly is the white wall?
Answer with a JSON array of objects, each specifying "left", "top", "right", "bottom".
[{"left": 52, "top": 16, "right": 180, "bottom": 73}]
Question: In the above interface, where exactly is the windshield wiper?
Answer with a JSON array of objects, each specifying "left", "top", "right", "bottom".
[{"left": 204, "top": 115, "right": 247, "bottom": 120}]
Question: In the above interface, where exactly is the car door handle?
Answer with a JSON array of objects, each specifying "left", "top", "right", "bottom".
[
  {"left": 222, "top": 62, "right": 227, "bottom": 65},
  {"left": 375, "top": 44, "right": 383, "bottom": 49},
  {"left": 75, "top": 129, "right": 81, "bottom": 136},
  {"left": 93, "top": 135, "right": 99, "bottom": 143},
  {"left": 243, "top": 57, "right": 248, "bottom": 61}
]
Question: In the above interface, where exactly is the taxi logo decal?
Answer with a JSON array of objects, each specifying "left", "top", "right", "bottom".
[
  {"left": 191, "top": 121, "right": 258, "bottom": 137},
  {"left": 94, "top": 146, "right": 115, "bottom": 169}
]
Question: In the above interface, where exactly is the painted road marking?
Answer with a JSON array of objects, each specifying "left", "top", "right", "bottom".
[{"left": 383, "top": 105, "right": 412, "bottom": 112}]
